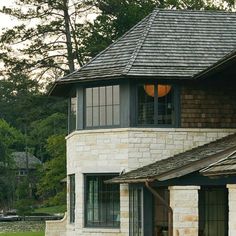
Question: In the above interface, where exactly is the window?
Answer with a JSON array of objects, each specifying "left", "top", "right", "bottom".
[
  {"left": 85, "top": 174, "right": 120, "bottom": 228},
  {"left": 199, "top": 186, "right": 228, "bottom": 236},
  {"left": 129, "top": 186, "right": 143, "bottom": 236},
  {"left": 69, "top": 95, "right": 77, "bottom": 132},
  {"left": 85, "top": 85, "right": 120, "bottom": 128},
  {"left": 154, "top": 188, "right": 169, "bottom": 236},
  {"left": 69, "top": 174, "right": 75, "bottom": 223},
  {"left": 137, "top": 83, "right": 175, "bottom": 126}
]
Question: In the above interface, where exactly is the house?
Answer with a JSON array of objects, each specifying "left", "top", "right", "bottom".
[
  {"left": 46, "top": 9, "right": 236, "bottom": 236},
  {"left": 12, "top": 151, "right": 42, "bottom": 178}
]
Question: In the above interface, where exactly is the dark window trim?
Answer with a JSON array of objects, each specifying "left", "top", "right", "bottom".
[{"left": 84, "top": 173, "right": 120, "bottom": 229}]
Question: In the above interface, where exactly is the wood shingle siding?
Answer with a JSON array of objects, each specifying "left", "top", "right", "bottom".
[{"left": 181, "top": 85, "right": 236, "bottom": 128}]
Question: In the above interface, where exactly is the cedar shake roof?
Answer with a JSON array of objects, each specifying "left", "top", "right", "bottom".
[
  {"left": 201, "top": 151, "right": 236, "bottom": 176},
  {"left": 12, "top": 152, "right": 42, "bottom": 169},
  {"left": 50, "top": 9, "right": 236, "bottom": 96},
  {"left": 108, "top": 133, "right": 236, "bottom": 183}
]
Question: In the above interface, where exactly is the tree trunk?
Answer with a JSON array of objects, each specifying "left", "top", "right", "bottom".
[{"left": 63, "top": 0, "right": 75, "bottom": 73}]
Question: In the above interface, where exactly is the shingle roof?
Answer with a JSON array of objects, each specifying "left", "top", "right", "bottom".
[
  {"left": 108, "top": 133, "right": 236, "bottom": 183},
  {"left": 12, "top": 152, "right": 42, "bottom": 169},
  {"left": 201, "top": 151, "right": 236, "bottom": 176},
  {"left": 51, "top": 8, "right": 236, "bottom": 94}
]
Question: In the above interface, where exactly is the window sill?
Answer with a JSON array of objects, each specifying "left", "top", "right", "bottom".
[{"left": 82, "top": 228, "right": 120, "bottom": 233}]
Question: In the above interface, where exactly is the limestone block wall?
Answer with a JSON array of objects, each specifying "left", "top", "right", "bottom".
[
  {"left": 45, "top": 213, "right": 67, "bottom": 236},
  {"left": 62, "top": 128, "right": 235, "bottom": 236},
  {"left": 169, "top": 186, "right": 200, "bottom": 236}
]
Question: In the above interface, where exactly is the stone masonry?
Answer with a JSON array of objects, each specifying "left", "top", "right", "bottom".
[
  {"left": 227, "top": 184, "right": 236, "bottom": 236},
  {"left": 169, "top": 186, "right": 200, "bottom": 236},
  {"left": 46, "top": 128, "right": 236, "bottom": 236}
]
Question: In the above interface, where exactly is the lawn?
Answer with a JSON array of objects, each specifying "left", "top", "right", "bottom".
[
  {"left": 0, "top": 232, "right": 44, "bottom": 236},
  {"left": 34, "top": 205, "right": 66, "bottom": 215}
]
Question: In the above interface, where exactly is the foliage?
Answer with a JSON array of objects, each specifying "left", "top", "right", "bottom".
[
  {"left": 15, "top": 199, "right": 34, "bottom": 216},
  {"left": 0, "top": 0, "right": 95, "bottom": 81},
  {"left": 37, "top": 134, "right": 66, "bottom": 205}
]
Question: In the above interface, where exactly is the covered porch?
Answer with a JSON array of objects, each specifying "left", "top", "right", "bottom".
[{"left": 108, "top": 133, "right": 236, "bottom": 236}]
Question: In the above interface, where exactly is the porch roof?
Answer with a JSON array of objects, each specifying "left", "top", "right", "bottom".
[
  {"left": 107, "top": 133, "right": 236, "bottom": 184},
  {"left": 50, "top": 9, "right": 236, "bottom": 96},
  {"left": 201, "top": 151, "right": 236, "bottom": 176}
]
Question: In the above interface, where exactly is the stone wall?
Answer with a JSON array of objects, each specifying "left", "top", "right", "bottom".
[
  {"left": 169, "top": 186, "right": 200, "bottom": 236},
  {"left": 227, "top": 184, "right": 236, "bottom": 236},
  {"left": 181, "top": 85, "right": 236, "bottom": 128},
  {"left": 62, "top": 128, "right": 235, "bottom": 236}
]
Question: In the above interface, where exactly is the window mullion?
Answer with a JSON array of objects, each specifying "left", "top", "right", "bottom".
[{"left": 154, "top": 83, "right": 158, "bottom": 125}]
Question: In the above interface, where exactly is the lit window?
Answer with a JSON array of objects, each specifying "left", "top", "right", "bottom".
[
  {"left": 85, "top": 174, "right": 120, "bottom": 228},
  {"left": 138, "top": 83, "right": 175, "bottom": 126}
]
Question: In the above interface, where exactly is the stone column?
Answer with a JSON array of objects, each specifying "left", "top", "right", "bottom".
[
  {"left": 227, "top": 184, "right": 236, "bottom": 236},
  {"left": 169, "top": 186, "right": 200, "bottom": 236}
]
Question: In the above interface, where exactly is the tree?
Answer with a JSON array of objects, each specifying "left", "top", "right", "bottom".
[
  {"left": 37, "top": 134, "right": 66, "bottom": 205},
  {"left": 0, "top": 119, "right": 24, "bottom": 210},
  {"left": 0, "top": 0, "right": 95, "bottom": 82}
]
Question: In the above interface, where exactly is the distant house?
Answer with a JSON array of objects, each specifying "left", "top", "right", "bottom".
[
  {"left": 46, "top": 9, "right": 236, "bottom": 236},
  {"left": 12, "top": 152, "right": 41, "bottom": 178}
]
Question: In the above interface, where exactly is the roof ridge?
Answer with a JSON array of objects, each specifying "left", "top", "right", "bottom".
[{"left": 122, "top": 9, "right": 159, "bottom": 75}]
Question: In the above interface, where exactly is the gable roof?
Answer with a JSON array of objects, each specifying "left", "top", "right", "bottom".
[
  {"left": 50, "top": 9, "right": 236, "bottom": 96},
  {"left": 108, "top": 133, "right": 236, "bottom": 184},
  {"left": 12, "top": 152, "right": 42, "bottom": 169}
]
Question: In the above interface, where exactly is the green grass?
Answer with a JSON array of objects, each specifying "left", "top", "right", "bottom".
[
  {"left": 0, "top": 232, "right": 44, "bottom": 236},
  {"left": 34, "top": 205, "right": 66, "bottom": 214}
]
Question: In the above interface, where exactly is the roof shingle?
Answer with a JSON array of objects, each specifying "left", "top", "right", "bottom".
[{"left": 53, "top": 9, "right": 236, "bottom": 89}]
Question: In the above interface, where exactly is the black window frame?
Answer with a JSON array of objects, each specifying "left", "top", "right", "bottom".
[
  {"left": 136, "top": 82, "right": 179, "bottom": 128},
  {"left": 69, "top": 174, "right": 76, "bottom": 224},
  {"left": 84, "top": 173, "right": 120, "bottom": 228},
  {"left": 84, "top": 85, "right": 121, "bottom": 129}
]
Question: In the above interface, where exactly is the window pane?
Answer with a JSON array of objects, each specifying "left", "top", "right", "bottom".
[
  {"left": 86, "top": 88, "right": 92, "bottom": 107},
  {"left": 100, "top": 106, "right": 106, "bottom": 126},
  {"left": 86, "top": 107, "right": 92, "bottom": 127},
  {"left": 138, "top": 84, "right": 154, "bottom": 125},
  {"left": 100, "top": 87, "right": 106, "bottom": 106},
  {"left": 113, "top": 85, "right": 120, "bottom": 105},
  {"left": 85, "top": 85, "right": 120, "bottom": 128},
  {"left": 106, "top": 86, "right": 113, "bottom": 105},
  {"left": 93, "top": 87, "right": 99, "bottom": 106},
  {"left": 69, "top": 96, "right": 77, "bottom": 132},
  {"left": 93, "top": 106, "right": 99, "bottom": 127},
  {"left": 157, "top": 85, "right": 173, "bottom": 125},
  {"left": 85, "top": 175, "right": 120, "bottom": 228},
  {"left": 107, "top": 105, "right": 113, "bottom": 126},
  {"left": 113, "top": 105, "right": 120, "bottom": 125}
]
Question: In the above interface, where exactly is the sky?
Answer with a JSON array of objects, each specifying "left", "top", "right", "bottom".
[{"left": 0, "top": 0, "right": 19, "bottom": 30}]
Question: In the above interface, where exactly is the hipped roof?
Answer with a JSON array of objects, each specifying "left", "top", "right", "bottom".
[
  {"left": 108, "top": 133, "right": 236, "bottom": 184},
  {"left": 12, "top": 152, "right": 42, "bottom": 169},
  {"left": 50, "top": 9, "right": 236, "bottom": 96}
]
